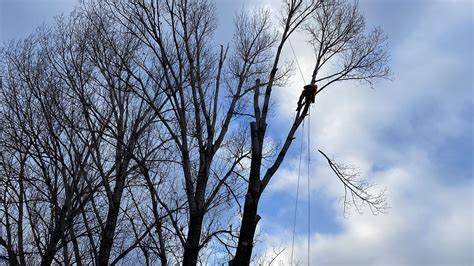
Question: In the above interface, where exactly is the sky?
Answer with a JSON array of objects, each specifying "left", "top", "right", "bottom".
[{"left": 1, "top": 0, "right": 473, "bottom": 265}]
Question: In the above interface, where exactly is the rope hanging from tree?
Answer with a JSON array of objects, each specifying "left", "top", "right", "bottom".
[{"left": 288, "top": 36, "right": 313, "bottom": 266}]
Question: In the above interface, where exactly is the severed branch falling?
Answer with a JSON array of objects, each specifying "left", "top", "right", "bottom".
[{"left": 318, "top": 150, "right": 388, "bottom": 216}]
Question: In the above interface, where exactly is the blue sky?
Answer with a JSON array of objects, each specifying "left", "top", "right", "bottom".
[{"left": 1, "top": 0, "right": 472, "bottom": 265}]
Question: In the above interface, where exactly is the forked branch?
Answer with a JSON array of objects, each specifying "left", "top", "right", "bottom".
[{"left": 318, "top": 149, "right": 388, "bottom": 216}]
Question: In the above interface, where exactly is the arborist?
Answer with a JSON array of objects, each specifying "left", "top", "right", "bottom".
[{"left": 296, "top": 81, "right": 317, "bottom": 112}]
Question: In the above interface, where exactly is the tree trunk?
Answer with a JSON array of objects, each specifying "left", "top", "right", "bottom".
[
  {"left": 231, "top": 122, "right": 263, "bottom": 265},
  {"left": 62, "top": 239, "right": 70, "bottom": 266},
  {"left": 41, "top": 194, "right": 72, "bottom": 266},
  {"left": 70, "top": 219, "right": 83, "bottom": 266},
  {"left": 231, "top": 187, "right": 261, "bottom": 265},
  {"left": 182, "top": 213, "right": 204, "bottom": 266},
  {"left": 141, "top": 163, "right": 168, "bottom": 266},
  {"left": 157, "top": 224, "right": 168, "bottom": 266},
  {"left": 41, "top": 225, "right": 63, "bottom": 266},
  {"left": 97, "top": 175, "right": 126, "bottom": 265},
  {"left": 17, "top": 162, "right": 26, "bottom": 266}
]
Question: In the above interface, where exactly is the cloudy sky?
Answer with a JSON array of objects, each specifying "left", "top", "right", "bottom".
[{"left": 1, "top": 0, "right": 472, "bottom": 265}]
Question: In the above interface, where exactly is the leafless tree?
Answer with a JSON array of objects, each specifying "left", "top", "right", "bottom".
[
  {"left": 0, "top": 33, "right": 101, "bottom": 265},
  {"left": 0, "top": 138, "right": 28, "bottom": 266},
  {"left": 0, "top": 10, "right": 170, "bottom": 265},
  {"left": 87, "top": 1, "right": 281, "bottom": 264},
  {"left": 232, "top": 0, "right": 390, "bottom": 264}
]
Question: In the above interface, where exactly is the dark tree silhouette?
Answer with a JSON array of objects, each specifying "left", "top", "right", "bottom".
[{"left": 232, "top": 0, "right": 390, "bottom": 264}]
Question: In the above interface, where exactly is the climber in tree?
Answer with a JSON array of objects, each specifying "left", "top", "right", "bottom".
[{"left": 296, "top": 81, "right": 317, "bottom": 112}]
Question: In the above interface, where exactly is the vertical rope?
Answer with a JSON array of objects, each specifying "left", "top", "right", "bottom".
[
  {"left": 307, "top": 108, "right": 311, "bottom": 266},
  {"left": 289, "top": 35, "right": 313, "bottom": 265},
  {"left": 288, "top": 38, "right": 307, "bottom": 85},
  {"left": 291, "top": 119, "right": 305, "bottom": 265}
]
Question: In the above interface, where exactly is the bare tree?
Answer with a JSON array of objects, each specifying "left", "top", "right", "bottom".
[
  {"left": 0, "top": 141, "right": 27, "bottom": 266},
  {"left": 1, "top": 10, "right": 169, "bottom": 265},
  {"left": 0, "top": 33, "right": 100, "bottom": 265},
  {"left": 232, "top": 0, "right": 390, "bottom": 264},
  {"left": 88, "top": 1, "right": 278, "bottom": 264}
]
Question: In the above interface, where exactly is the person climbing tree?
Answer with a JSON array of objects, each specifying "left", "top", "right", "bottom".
[{"left": 296, "top": 81, "right": 318, "bottom": 112}]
